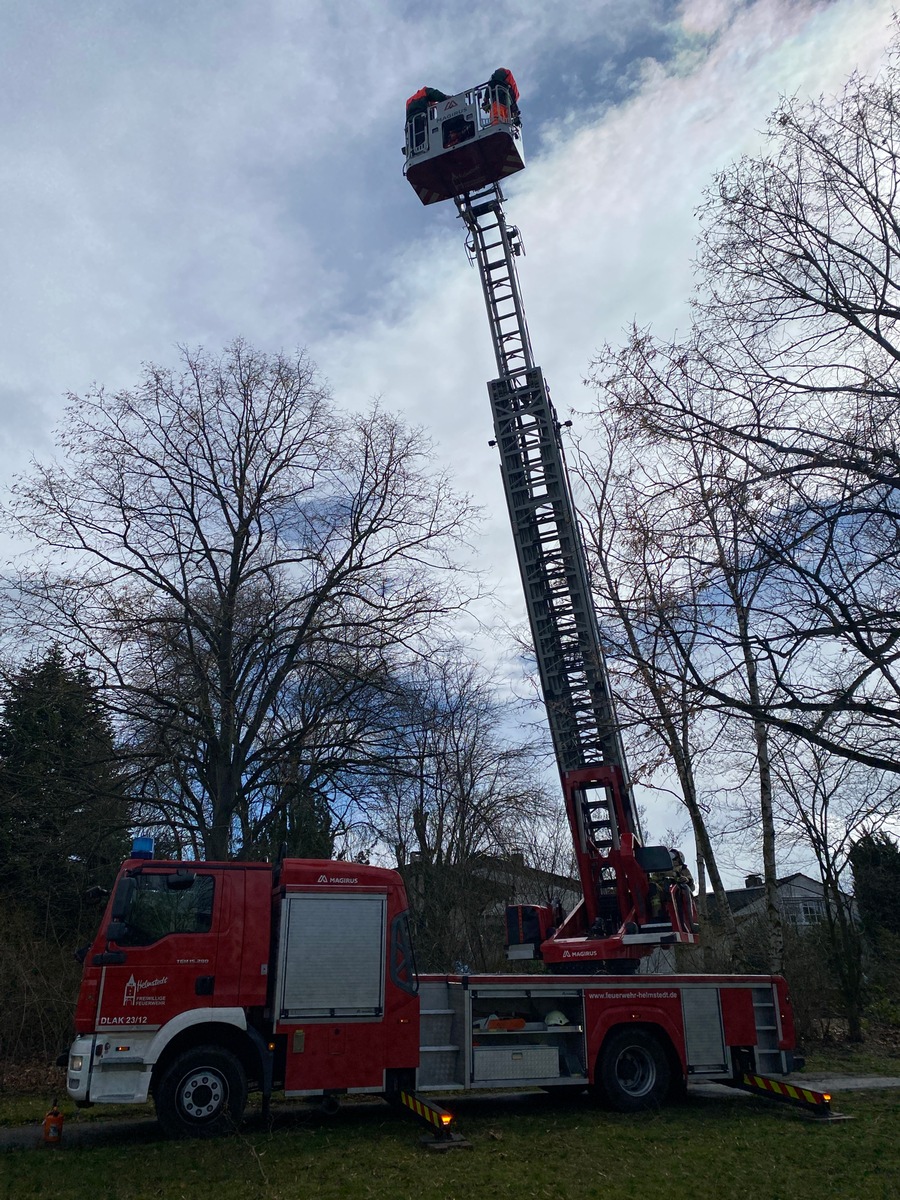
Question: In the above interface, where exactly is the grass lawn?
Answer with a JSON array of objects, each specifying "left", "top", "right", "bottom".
[{"left": 1, "top": 1087, "right": 898, "bottom": 1200}]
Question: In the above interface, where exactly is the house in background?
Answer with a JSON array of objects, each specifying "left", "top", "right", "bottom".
[
  {"left": 707, "top": 871, "right": 851, "bottom": 926},
  {"left": 638, "top": 871, "right": 857, "bottom": 975}
]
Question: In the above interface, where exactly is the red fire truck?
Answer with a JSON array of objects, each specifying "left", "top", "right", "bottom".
[
  {"left": 65, "top": 848, "right": 799, "bottom": 1137},
  {"left": 64, "top": 75, "right": 809, "bottom": 1135}
]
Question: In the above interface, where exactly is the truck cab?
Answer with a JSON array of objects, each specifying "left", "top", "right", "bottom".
[{"left": 65, "top": 843, "right": 419, "bottom": 1136}]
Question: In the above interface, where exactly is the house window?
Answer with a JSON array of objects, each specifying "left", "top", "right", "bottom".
[
  {"left": 783, "top": 897, "right": 825, "bottom": 926},
  {"left": 800, "top": 899, "right": 825, "bottom": 925}
]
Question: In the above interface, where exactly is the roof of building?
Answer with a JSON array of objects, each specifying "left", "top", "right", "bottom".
[{"left": 705, "top": 872, "right": 829, "bottom": 917}]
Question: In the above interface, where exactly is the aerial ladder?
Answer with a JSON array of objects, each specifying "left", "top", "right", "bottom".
[{"left": 404, "top": 74, "right": 699, "bottom": 970}]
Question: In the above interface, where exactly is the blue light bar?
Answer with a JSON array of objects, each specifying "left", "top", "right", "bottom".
[{"left": 131, "top": 836, "right": 155, "bottom": 860}]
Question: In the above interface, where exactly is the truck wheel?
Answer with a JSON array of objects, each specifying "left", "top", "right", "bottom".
[
  {"left": 155, "top": 1045, "right": 247, "bottom": 1138},
  {"left": 596, "top": 1028, "right": 670, "bottom": 1112}
]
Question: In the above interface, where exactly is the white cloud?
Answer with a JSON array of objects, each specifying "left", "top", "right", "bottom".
[{"left": 680, "top": 0, "right": 739, "bottom": 37}]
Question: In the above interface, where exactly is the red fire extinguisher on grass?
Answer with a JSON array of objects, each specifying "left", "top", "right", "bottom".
[{"left": 43, "top": 1099, "right": 64, "bottom": 1146}]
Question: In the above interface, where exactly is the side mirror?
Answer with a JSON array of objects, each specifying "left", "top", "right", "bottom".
[{"left": 106, "top": 920, "right": 129, "bottom": 944}]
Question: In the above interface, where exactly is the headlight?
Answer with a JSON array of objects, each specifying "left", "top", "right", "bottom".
[{"left": 70, "top": 1055, "right": 84, "bottom": 1071}]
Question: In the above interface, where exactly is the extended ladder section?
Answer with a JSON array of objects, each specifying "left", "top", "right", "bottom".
[
  {"left": 455, "top": 184, "right": 534, "bottom": 384},
  {"left": 456, "top": 184, "right": 698, "bottom": 965},
  {"left": 405, "top": 81, "right": 699, "bottom": 965},
  {"left": 458, "top": 187, "right": 631, "bottom": 783}
]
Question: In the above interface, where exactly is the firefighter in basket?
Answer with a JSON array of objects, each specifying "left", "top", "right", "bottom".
[{"left": 647, "top": 849, "right": 695, "bottom": 929}]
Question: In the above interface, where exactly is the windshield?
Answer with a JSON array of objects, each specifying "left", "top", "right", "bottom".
[{"left": 110, "top": 872, "right": 215, "bottom": 946}]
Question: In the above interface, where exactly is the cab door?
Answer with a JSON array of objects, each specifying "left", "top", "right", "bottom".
[{"left": 94, "top": 867, "right": 222, "bottom": 1032}]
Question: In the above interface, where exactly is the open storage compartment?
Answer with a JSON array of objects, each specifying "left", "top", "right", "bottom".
[{"left": 468, "top": 986, "right": 587, "bottom": 1086}]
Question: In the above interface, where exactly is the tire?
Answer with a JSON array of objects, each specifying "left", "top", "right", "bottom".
[
  {"left": 595, "top": 1028, "right": 670, "bottom": 1112},
  {"left": 154, "top": 1044, "right": 247, "bottom": 1138}
]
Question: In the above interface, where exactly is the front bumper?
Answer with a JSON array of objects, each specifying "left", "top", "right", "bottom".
[
  {"left": 66, "top": 1030, "right": 157, "bottom": 1105},
  {"left": 65, "top": 1035, "right": 97, "bottom": 1102}
]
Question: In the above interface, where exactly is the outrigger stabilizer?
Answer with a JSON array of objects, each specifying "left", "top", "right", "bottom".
[
  {"left": 727, "top": 1073, "right": 851, "bottom": 1122},
  {"left": 398, "top": 1091, "right": 472, "bottom": 1150}
]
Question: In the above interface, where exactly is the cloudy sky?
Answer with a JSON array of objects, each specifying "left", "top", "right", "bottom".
[{"left": 2, "top": 0, "right": 896, "bottom": 863}]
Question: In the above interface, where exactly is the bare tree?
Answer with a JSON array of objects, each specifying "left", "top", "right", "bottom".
[
  {"left": 362, "top": 653, "right": 553, "bottom": 970},
  {"left": 571, "top": 426, "right": 737, "bottom": 951},
  {"left": 572, "top": 411, "right": 786, "bottom": 966},
  {"left": 579, "top": 37, "right": 900, "bottom": 977},
  {"left": 588, "top": 39, "right": 900, "bottom": 779},
  {"left": 5, "top": 342, "right": 476, "bottom": 860},
  {"left": 770, "top": 731, "right": 898, "bottom": 1040}
]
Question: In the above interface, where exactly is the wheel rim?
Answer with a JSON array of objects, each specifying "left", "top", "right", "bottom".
[
  {"left": 613, "top": 1045, "right": 657, "bottom": 1097},
  {"left": 177, "top": 1067, "right": 228, "bottom": 1122}
]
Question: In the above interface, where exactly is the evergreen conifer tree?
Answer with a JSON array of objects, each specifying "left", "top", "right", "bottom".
[{"left": 0, "top": 646, "right": 129, "bottom": 943}]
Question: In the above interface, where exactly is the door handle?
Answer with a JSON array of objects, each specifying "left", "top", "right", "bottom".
[{"left": 195, "top": 975, "right": 215, "bottom": 996}]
